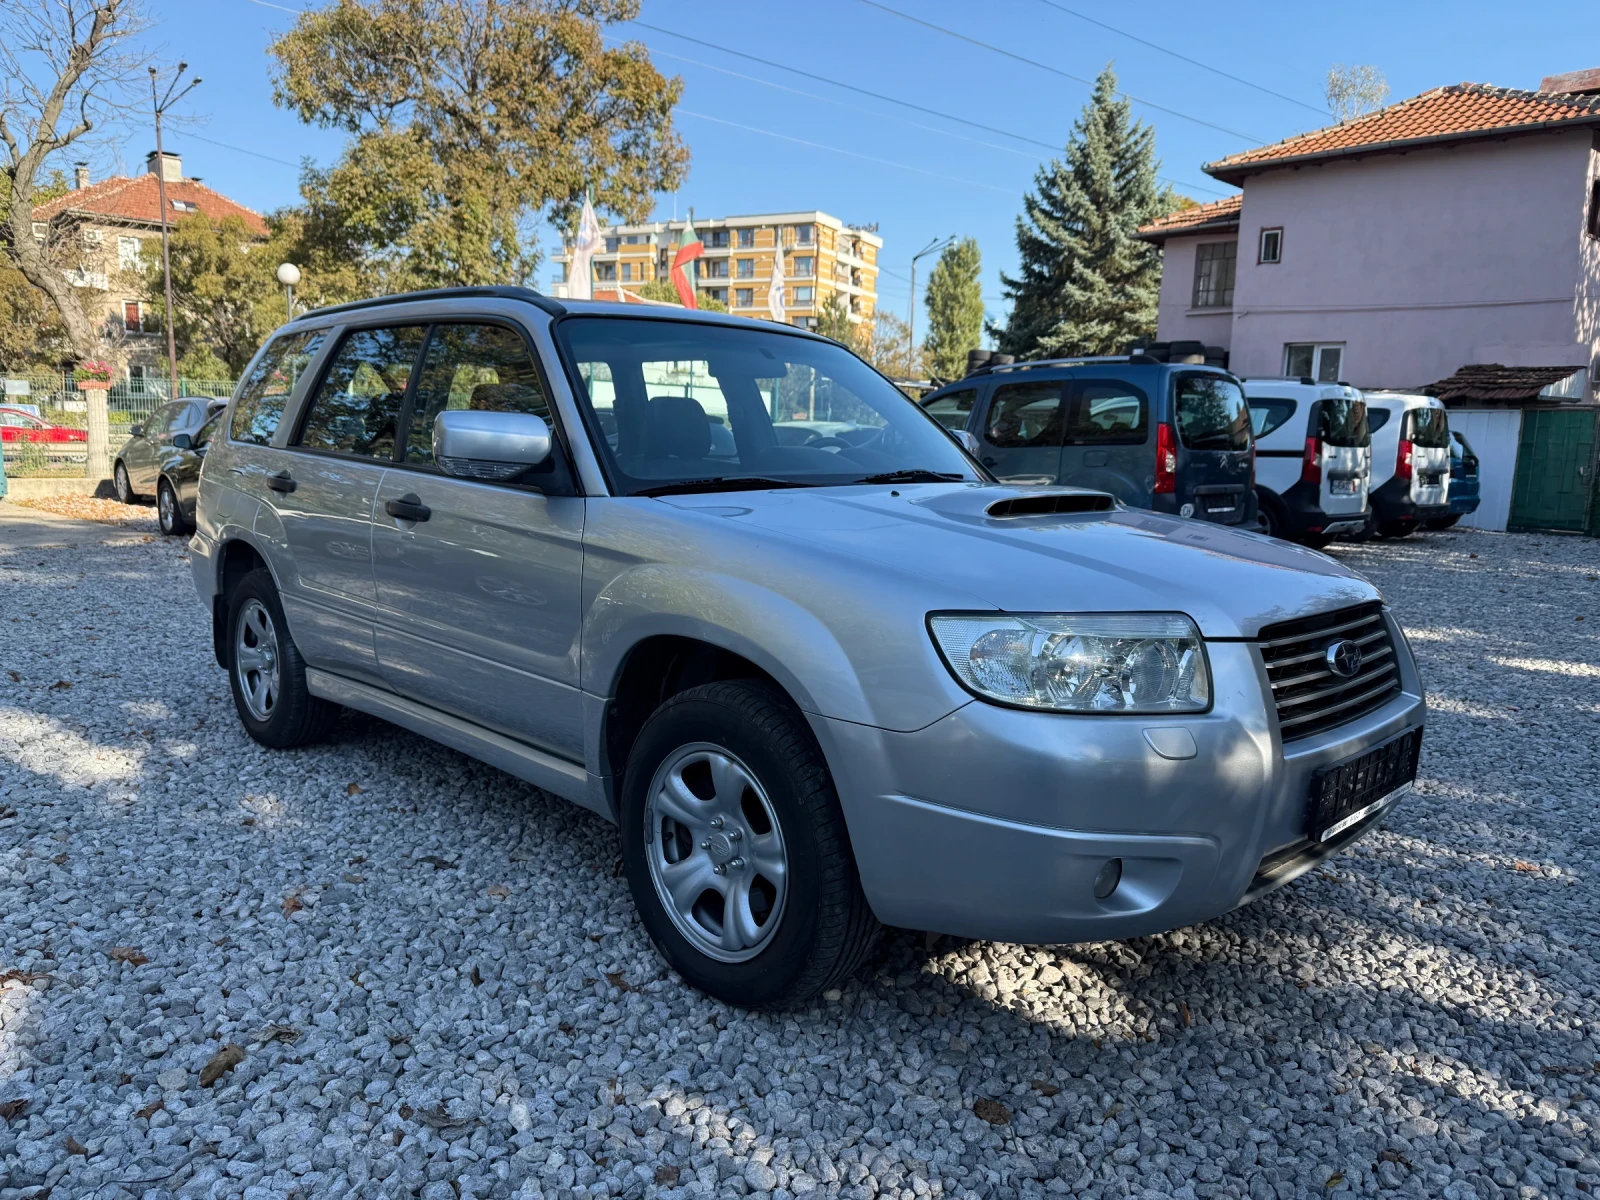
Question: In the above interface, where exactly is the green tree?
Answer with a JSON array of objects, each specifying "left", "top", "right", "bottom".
[
  {"left": 866, "top": 308, "right": 927, "bottom": 386},
  {"left": 269, "top": 0, "right": 688, "bottom": 292},
  {"left": 815, "top": 294, "right": 865, "bottom": 352},
  {"left": 634, "top": 278, "right": 725, "bottom": 311},
  {"left": 991, "top": 65, "right": 1175, "bottom": 359},
  {"left": 142, "top": 214, "right": 280, "bottom": 374},
  {"left": 922, "top": 237, "right": 983, "bottom": 380}
]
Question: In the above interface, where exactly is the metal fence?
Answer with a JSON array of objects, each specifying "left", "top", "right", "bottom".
[{"left": 2, "top": 372, "right": 236, "bottom": 477}]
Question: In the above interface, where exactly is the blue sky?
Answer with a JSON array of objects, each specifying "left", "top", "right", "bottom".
[{"left": 116, "top": 0, "right": 1587, "bottom": 338}]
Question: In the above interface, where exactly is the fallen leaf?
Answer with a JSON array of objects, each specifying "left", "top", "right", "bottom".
[
  {"left": 1377, "top": 1148, "right": 1411, "bottom": 1167},
  {"left": 134, "top": 1099, "right": 164, "bottom": 1120},
  {"left": 655, "top": 1166, "right": 681, "bottom": 1185},
  {"left": 199, "top": 1043, "right": 246, "bottom": 1088},
  {"left": 108, "top": 946, "right": 148, "bottom": 966},
  {"left": 282, "top": 893, "right": 303, "bottom": 916},
  {"left": 52, "top": 853, "right": 68, "bottom": 865},
  {"left": 348, "top": 855, "right": 367, "bottom": 866},
  {"left": 1325, "top": 1170, "right": 1345, "bottom": 1187},
  {"left": 399, "top": 1104, "right": 414, "bottom": 1120},
  {"left": 50, "top": 680, "right": 72, "bottom": 690},
  {"left": 1512, "top": 860, "right": 1539, "bottom": 873},
  {"left": 0, "top": 1098, "right": 26, "bottom": 1121},
  {"left": 65, "top": 1134, "right": 89, "bottom": 1156},
  {"left": 470, "top": 965, "right": 483, "bottom": 987},
  {"left": 387, "top": 1034, "right": 411, "bottom": 1047},
  {"left": 0, "top": 968, "right": 50, "bottom": 987},
  {"left": 392, "top": 1129, "right": 404, "bottom": 1146},
  {"left": 253, "top": 1024, "right": 302, "bottom": 1046},
  {"left": 346, "top": 782, "right": 364, "bottom": 795},
  {"left": 1540, "top": 1062, "right": 1594, "bottom": 1075},
  {"left": 241, "top": 817, "right": 256, "bottom": 827},
  {"left": 343, "top": 873, "right": 366, "bottom": 884},
  {"left": 587, "top": 932, "right": 604, "bottom": 942},
  {"left": 1029, "top": 1078, "right": 1059, "bottom": 1097},
  {"left": 1469, "top": 553, "right": 1477, "bottom": 559},
  {"left": 419, "top": 855, "right": 458, "bottom": 870},
  {"left": 605, "top": 971, "right": 637, "bottom": 993},
  {"left": 486, "top": 884, "right": 510, "bottom": 899},
  {"left": 1179, "top": 1001, "right": 1192, "bottom": 1028},
  {"left": 6, "top": 670, "right": 19, "bottom": 682},
  {"left": 0, "top": 807, "right": 16, "bottom": 821},
  {"left": 973, "top": 1097, "right": 1011, "bottom": 1125}
]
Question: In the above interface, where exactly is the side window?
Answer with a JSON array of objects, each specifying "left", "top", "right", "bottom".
[
  {"left": 922, "top": 387, "right": 976, "bottom": 432},
  {"left": 405, "top": 324, "right": 551, "bottom": 465},
  {"left": 296, "top": 326, "right": 427, "bottom": 459},
  {"left": 1067, "top": 381, "right": 1148, "bottom": 443},
  {"left": 193, "top": 412, "right": 223, "bottom": 451},
  {"left": 1366, "top": 407, "right": 1391, "bottom": 434},
  {"left": 984, "top": 382, "right": 1064, "bottom": 448},
  {"left": 1247, "top": 398, "right": 1297, "bottom": 438},
  {"left": 229, "top": 329, "right": 327, "bottom": 445}
]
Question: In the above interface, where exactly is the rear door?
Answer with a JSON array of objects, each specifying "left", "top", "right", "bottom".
[
  {"left": 1406, "top": 406, "right": 1450, "bottom": 507},
  {"left": 1173, "top": 373, "right": 1253, "bottom": 523},
  {"left": 974, "top": 378, "right": 1065, "bottom": 483},
  {"left": 1313, "top": 394, "right": 1369, "bottom": 517},
  {"left": 1060, "top": 376, "right": 1150, "bottom": 504}
]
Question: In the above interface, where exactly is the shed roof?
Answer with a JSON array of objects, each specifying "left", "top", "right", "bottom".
[{"left": 1422, "top": 363, "right": 1589, "bottom": 404}]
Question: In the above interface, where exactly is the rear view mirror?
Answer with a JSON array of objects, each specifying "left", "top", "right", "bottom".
[
  {"left": 171, "top": 432, "right": 192, "bottom": 450},
  {"left": 433, "top": 409, "right": 552, "bottom": 481}
]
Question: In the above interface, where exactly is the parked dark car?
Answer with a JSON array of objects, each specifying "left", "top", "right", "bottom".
[
  {"left": 919, "top": 356, "right": 1257, "bottom": 525},
  {"left": 153, "top": 405, "right": 225, "bottom": 536},
  {"left": 1426, "top": 430, "right": 1480, "bottom": 530},
  {"left": 113, "top": 398, "right": 223, "bottom": 504}
]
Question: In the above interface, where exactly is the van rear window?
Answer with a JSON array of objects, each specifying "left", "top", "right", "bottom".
[
  {"left": 1175, "top": 375, "right": 1251, "bottom": 451},
  {"left": 1407, "top": 407, "right": 1450, "bottom": 448},
  {"left": 1317, "top": 398, "right": 1369, "bottom": 447}
]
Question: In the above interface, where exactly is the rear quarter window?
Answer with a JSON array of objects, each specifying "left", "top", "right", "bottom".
[
  {"left": 1246, "top": 397, "right": 1297, "bottom": 439},
  {"left": 229, "top": 329, "right": 328, "bottom": 445}
]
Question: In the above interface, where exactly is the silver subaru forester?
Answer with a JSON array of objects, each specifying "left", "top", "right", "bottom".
[{"left": 190, "top": 288, "right": 1425, "bottom": 1008}]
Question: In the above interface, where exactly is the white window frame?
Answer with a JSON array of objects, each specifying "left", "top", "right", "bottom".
[
  {"left": 117, "top": 235, "right": 142, "bottom": 270},
  {"left": 1258, "top": 227, "right": 1282, "bottom": 264},
  {"left": 1283, "top": 342, "right": 1346, "bottom": 383}
]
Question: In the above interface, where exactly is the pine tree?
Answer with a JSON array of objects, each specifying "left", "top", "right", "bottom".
[
  {"left": 992, "top": 65, "right": 1174, "bottom": 359},
  {"left": 922, "top": 237, "right": 984, "bottom": 381}
]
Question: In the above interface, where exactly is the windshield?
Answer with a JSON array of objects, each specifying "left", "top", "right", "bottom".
[
  {"left": 1407, "top": 407, "right": 1450, "bottom": 448},
  {"left": 1316, "top": 398, "right": 1369, "bottom": 447},
  {"left": 1175, "top": 375, "right": 1251, "bottom": 451},
  {"left": 556, "top": 316, "right": 981, "bottom": 495}
]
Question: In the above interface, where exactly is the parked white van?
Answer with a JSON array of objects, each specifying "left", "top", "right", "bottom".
[
  {"left": 1362, "top": 392, "right": 1451, "bottom": 537},
  {"left": 1242, "top": 379, "right": 1370, "bottom": 546}
]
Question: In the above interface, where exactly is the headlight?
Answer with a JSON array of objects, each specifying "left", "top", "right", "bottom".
[{"left": 929, "top": 613, "right": 1210, "bottom": 713}]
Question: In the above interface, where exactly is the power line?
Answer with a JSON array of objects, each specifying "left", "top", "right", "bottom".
[
  {"left": 185, "top": 132, "right": 301, "bottom": 170},
  {"left": 858, "top": 0, "right": 1265, "bottom": 144},
  {"left": 243, "top": 0, "right": 302, "bottom": 12},
  {"left": 1032, "top": 0, "right": 1330, "bottom": 116},
  {"left": 675, "top": 111, "right": 1014, "bottom": 194}
]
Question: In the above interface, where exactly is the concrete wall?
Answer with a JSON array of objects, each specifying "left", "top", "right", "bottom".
[
  {"left": 1153, "top": 235, "right": 1236, "bottom": 352},
  {"left": 1220, "top": 130, "right": 1598, "bottom": 391}
]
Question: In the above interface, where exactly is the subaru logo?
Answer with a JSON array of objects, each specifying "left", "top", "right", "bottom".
[{"left": 1325, "top": 639, "right": 1363, "bottom": 678}]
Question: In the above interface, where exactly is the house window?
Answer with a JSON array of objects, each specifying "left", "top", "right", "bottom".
[
  {"left": 792, "top": 316, "right": 816, "bottom": 330},
  {"left": 1589, "top": 179, "right": 1600, "bottom": 239},
  {"left": 1258, "top": 227, "right": 1282, "bottom": 264},
  {"left": 735, "top": 288, "right": 754, "bottom": 307},
  {"left": 596, "top": 262, "right": 617, "bottom": 281},
  {"left": 1191, "top": 241, "right": 1236, "bottom": 308},
  {"left": 705, "top": 288, "right": 728, "bottom": 304},
  {"left": 737, "top": 228, "right": 755, "bottom": 248},
  {"left": 1284, "top": 343, "right": 1345, "bottom": 383},
  {"left": 702, "top": 258, "right": 729, "bottom": 279},
  {"left": 604, "top": 236, "right": 619, "bottom": 253},
  {"left": 793, "top": 286, "right": 814, "bottom": 304},
  {"left": 123, "top": 300, "right": 143, "bottom": 334},
  {"left": 170, "top": 199, "right": 197, "bottom": 213},
  {"left": 118, "top": 236, "right": 142, "bottom": 270},
  {"left": 620, "top": 263, "right": 633, "bottom": 282},
  {"left": 793, "top": 224, "right": 814, "bottom": 246},
  {"left": 794, "top": 256, "right": 814, "bottom": 278},
  {"left": 703, "top": 229, "right": 729, "bottom": 249},
  {"left": 736, "top": 258, "right": 754, "bottom": 279}
]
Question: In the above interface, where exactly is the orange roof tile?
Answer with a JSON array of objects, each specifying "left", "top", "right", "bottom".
[
  {"left": 1136, "top": 194, "right": 1241, "bottom": 242},
  {"left": 33, "top": 174, "right": 268, "bottom": 238},
  {"left": 1206, "top": 84, "right": 1600, "bottom": 183}
]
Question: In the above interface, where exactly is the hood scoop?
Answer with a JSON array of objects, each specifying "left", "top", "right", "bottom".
[{"left": 985, "top": 491, "right": 1115, "bottom": 519}]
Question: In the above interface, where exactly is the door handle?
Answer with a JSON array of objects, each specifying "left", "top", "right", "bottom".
[
  {"left": 385, "top": 494, "right": 431, "bottom": 523},
  {"left": 266, "top": 470, "right": 296, "bottom": 494}
]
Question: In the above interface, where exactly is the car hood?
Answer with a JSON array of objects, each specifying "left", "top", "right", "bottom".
[{"left": 656, "top": 483, "right": 1380, "bottom": 639}]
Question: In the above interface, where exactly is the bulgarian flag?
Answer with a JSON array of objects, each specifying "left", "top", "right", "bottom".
[{"left": 669, "top": 215, "right": 703, "bottom": 309}]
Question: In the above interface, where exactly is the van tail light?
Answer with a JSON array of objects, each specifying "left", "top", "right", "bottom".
[
  {"left": 1300, "top": 437, "right": 1322, "bottom": 486},
  {"left": 1396, "top": 438, "right": 1414, "bottom": 482},
  {"left": 1154, "top": 422, "right": 1177, "bottom": 494}
]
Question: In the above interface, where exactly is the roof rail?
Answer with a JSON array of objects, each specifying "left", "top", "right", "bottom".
[
  {"left": 302, "top": 285, "right": 567, "bottom": 320},
  {"left": 1241, "top": 375, "right": 1319, "bottom": 386},
  {"left": 967, "top": 354, "right": 1144, "bottom": 378}
]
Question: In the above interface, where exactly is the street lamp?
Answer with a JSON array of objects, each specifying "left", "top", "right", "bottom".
[
  {"left": 149, "top": 63, "right": 201, "bottom": 399},
  {"left": 277, "top": 262, "right": 301, "bottom": 319},
  {"left": 908, "top": 234, "right": 956, "bottom": 366}
]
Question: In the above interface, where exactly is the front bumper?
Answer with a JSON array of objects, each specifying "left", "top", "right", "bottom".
[{"left": 814, "top": 621, "right": 1425, "bottom": 944}]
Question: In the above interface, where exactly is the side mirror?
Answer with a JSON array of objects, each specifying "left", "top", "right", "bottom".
[
  {"left": 955, "top": 430, "right": 981, "bottom": 457},
  {"left": 433, "top": 409, "right": 552, "bottom": 481},
  {"left": 129, "top": 424, "right": 144, "bottom": 438},
  {"left": 171, "top": 432, "right": 193, "bottom": 450}
]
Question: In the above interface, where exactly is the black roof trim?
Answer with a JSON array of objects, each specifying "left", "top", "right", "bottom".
[{"left": 303, "top": 285, "right": 567, "bottom": 320}]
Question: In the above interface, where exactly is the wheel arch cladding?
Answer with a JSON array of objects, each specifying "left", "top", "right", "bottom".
[{"left": 211, "top": 538, "right": 271, "bottom": 668}]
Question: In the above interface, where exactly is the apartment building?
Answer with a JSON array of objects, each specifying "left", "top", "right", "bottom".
[{"left": 550, "top": 210, "right": 880, "bottom": 331}]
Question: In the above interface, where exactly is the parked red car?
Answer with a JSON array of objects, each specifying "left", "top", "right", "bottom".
[{"left": 0, "top": 406, "right": 88, "bottom": 446}]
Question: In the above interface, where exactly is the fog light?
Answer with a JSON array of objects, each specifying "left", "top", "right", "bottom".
[{"left": 1093, "top": 858, "right": 1123, "bottom": 900}]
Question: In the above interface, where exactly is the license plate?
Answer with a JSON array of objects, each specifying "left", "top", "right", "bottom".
[
  {"left": 1307, "top": 726, "right": 1421, "bottom": 842},
  {"left": 1330, "top": 478, "right": 1358, "bottom": 495},
  {"left": 1420, "top": 473, "right": 1444, "bottom": 486},
  {"left": 1202, "top": 495, "right": 1239, "bottom": 513}
]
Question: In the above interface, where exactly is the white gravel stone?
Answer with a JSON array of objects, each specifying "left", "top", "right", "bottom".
[{"left": 1, "top": 524, "right": 1597, "bottom": 1200}]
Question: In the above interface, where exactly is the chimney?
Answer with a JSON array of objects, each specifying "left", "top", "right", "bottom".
[
  {"left": 144, "top": 149, "right": 183, "bottom": 183},
  {"left": 1539, "top": 67, "right": 1600, "bottom": 97},
  {"left": 73, "top": 162, "right": 90, "bottom": 190}
]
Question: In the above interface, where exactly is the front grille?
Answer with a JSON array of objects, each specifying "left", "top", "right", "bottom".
[{"left": 1256, "top": 602, "right": 1401, "bottom": 740}]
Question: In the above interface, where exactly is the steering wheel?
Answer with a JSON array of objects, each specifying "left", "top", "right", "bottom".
[{"left": 804, "top": 435, "right": 852, "bottom": 453}]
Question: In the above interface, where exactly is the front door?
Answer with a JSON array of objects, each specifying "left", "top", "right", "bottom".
[
  {"left": 1510, "top": 408, "right": 1598, "bottom": 533},
  {"left": 370, "top": 321, "right": 586, "bottom": 761},
  {"left": 974, "top": 379, "right": 1065, "bottom": 483}
]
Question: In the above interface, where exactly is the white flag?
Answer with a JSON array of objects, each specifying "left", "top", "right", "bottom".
[
  {"left": 567, "top": 194, "right": 602, "bottom": 301},
  {"left": 766, "top": 229, "right": 786, "bottom": 323}
]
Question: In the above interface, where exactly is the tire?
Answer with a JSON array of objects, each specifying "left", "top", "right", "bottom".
[
  {"left": 157, "top": 478, "right": 192, "bottom": 537},
  {"left": 225, "top": 568, "right": 337, "bottom": 749},
  {"left": 1377, "top": 520, "right": 1415, "bottom": 538},
  {"left": 620, "top": 680, "right": 880, "bottom": 1009},
  {"left": 1425, "top": 514, "right": 1461, "bottom": 530},
  {"left": 113, "top": 461, "right": 135, "bottom": 504}
]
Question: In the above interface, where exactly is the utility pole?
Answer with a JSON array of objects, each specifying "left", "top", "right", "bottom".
[
  {"left": 149, "top": 63, "right": 201, "bottom": 399},
  {"left": 908, "top": 234, "right": 954, "bottom": 372}
]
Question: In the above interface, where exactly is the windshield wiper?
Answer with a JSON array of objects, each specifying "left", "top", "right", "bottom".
[
  {"left": 856, "top": 468, "right": 966, "bottom": 484},
  {"left": 634, "top": 476, "right": 819, "bottom": 498}
]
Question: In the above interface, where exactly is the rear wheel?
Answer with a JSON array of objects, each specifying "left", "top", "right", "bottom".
[
  {"left": 157, "top": 478, "right": 192, "bottom": 537},
  {"left": 620, "top": 680, "right": 879, "bottom": 1008},
  {"left": 1424, "top": 514, "right": 1461, "bottom": 530},
  {"left": 113, "top": 462, "right": 135, "bottom": 504},
  {"left": 1377, "top": 520, "right": 1416, "bottom": 538},
  {"left": 225, "top": 568, "right": 336, "bottom": 748}
]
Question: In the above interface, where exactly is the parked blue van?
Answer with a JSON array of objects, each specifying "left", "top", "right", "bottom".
[
  {"left": 1427, "top": 429, "right": 1481, "bottom": 529},
  {"left": 919, "top": 353, "right": 1257, "bottom": 526}
]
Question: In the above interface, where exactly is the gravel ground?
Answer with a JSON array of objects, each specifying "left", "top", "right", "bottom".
[{"left": 1, "top": 524, "right": 1597, "bottom": 1200}]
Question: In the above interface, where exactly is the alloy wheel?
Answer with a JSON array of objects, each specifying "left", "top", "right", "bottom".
[
  {"left": 234, "top": 599, "right": 281, "bottom": 721},
  {"left": 158, "top": 484, "right": 175, "bottom": 533},
  {"left": 645, "top": 743, "right": 789, "bottom": 963},
  {"left": 114, "top": 464, "right": 131, "bottom": 504}
]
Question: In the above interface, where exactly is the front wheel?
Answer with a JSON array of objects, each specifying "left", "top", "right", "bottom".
[
  {"left": 620, "top": 681, "right": 880, "bottom": 1008},
  {"left": 157, "top": 478, "right": 192, "bottom": 537},
  {"left": 225, "top": 568, "right": 336, "bottom": 748},
  {"left": 113, "top": 461, "right": 135, "bottom": 504}
]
